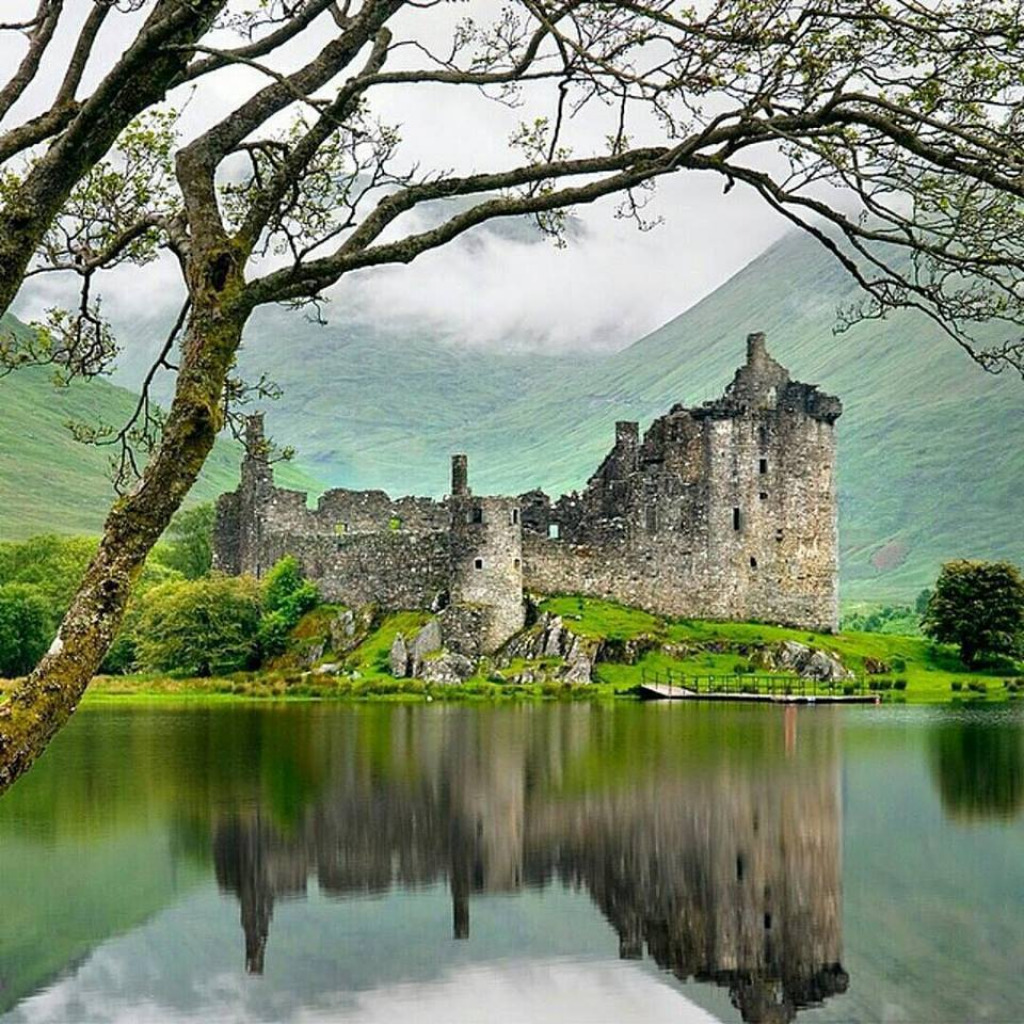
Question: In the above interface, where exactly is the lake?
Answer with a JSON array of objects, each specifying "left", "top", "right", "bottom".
[{"left": 0, "top": 701, "right": 1020, "bottom": 1023}]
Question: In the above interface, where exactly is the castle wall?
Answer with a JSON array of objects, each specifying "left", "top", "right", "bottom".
[
  {"left": 213, "top": 334, "right": 841, "bottom": 638},
  {"left": 520, "top": 334, "right": 841, "bottom": 631}
]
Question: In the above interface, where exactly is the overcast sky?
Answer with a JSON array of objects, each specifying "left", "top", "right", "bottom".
[{"left": 2, "top": 0, "right": 791, "bottom": 355}]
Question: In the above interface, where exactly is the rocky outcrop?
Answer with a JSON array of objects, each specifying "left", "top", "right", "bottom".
[
  {"left": 496, "top": 613, "right": 599, "bottom": 684},
  {"left": 389, "top": 633, "right": 409, "bottom": 678},
  {"left": 410, "top": 619, "right": 443, "bottom": 668},
  {"left": 420, "top": 652, "right": 475, "bottom": 685},
  {"left": 775, "top": 641, "right": 853, "bottom": 682},
  {"left": 330, "top": 604, "right": 379, "bottom": 656}
]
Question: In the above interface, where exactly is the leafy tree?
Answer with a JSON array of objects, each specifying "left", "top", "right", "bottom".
[
  {"left": 0, "top": 584, "right": 54, "bottom": 677},
  {"left": 259, "top": 556, "right": 320, "bottom": 658},
  {"left": 9, "top": 0, "right": 1024, "bottom": 790},
  {"left": 923, "top": 561, "right": 1024, "bottom": 667},
  {"left": 133, "top": 575, "right": 261, "bottom": 676},
  {"left": 156, "top": 503, "right": 215, "bottom": 580},
  {"left": 0, "top": 534, "right": 96, "bottom": 619}
]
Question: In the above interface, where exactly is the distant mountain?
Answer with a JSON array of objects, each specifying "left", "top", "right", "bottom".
[
  {"left": 0, "top": 315, "right": 318, "bottom": 541},
  {"left": 5, "top": 229, "right": 1021, "bottom": 600},
  {"left": 229, "top": 232, "right": 1022, "bottom": 601}
]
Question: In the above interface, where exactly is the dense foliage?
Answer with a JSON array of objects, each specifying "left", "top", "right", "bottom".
[
  {"left": 0, "top": 584, "right": 54, "bottom": 678},
  {"left": 155, "top": 504, "right": 215, "bottom": 580},
  {"left": 257, "top": 556, "right": 321, "bottom": 659},
  {"left": 924, "top": 561, "right": 1024, "bottom": 667},
  {"left": 133, "top": 575, "right": 263, "bottom": 677},
  {"left": 841, "top": 593, "right": 931, "bottom": 637}
]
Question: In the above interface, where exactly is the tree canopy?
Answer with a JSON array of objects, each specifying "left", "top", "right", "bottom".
[{"left": 923, "top": 560, "right": 1024, "bottom": 667}]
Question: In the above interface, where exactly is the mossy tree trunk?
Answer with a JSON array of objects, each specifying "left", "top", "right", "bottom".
[{"left": 0, "top": 251, "right": 247, "bottom": 794}]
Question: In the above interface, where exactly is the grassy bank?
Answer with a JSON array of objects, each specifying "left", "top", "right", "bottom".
[{"left": 3, "top": 596, "right": 1019, "bottom": 705}]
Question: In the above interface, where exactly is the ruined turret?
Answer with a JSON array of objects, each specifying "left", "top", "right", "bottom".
[{"left": 448, "top": 455, "right": 525, "bottom": 654}]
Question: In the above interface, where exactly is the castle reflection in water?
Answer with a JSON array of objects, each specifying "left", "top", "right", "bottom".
[{"left": 210, "top": 706, "right": 848, "bottom": 1023}]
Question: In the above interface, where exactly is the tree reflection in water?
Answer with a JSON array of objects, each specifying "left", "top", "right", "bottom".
[
  {"left": 209, "top": 706, "right": 849, "bottom": 1022},
  {"left": 929, "top": 711, "right": 1024, "bottom": 822}
]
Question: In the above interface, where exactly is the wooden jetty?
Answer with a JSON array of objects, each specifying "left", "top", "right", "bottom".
[{"left": 637, "top": 670, "right": 880, "bottom": 705}]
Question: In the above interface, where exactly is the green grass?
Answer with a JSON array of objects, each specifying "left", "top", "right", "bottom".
[
  {"left": 540, "top": 596, "right": 1020, "bottom": 704},
  {"left": 5, "top": 597, "right": 1016, "bottom": 706}
]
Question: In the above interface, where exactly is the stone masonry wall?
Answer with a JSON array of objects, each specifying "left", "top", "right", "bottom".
[
  {"left": 520, "top": 334, "right": 841, "bottom": 631},
  {"left": 213, "top": 334, "right": 842, "bottom": 638}
]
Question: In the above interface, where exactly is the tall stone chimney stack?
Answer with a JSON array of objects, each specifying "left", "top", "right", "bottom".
[
  {"left": 451, "top": 454, "right": 470, "bottom": 497},
  {"left": 746, "top": 331, "right": 768, "bottom": 365}
]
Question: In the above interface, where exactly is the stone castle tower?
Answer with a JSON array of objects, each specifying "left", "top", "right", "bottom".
[
  {"left": 447, "top": 455, "right": 526, "bottom": 653},
  {"left": 213, "top": 333, "right": 842, "bottom": 640},
  {"left": 521, "top": 333, "right": 842, "bottom": 630}
]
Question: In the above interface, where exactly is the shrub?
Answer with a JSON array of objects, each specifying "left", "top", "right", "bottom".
[
  {"left": 892, "top": 657, "right": 907, "bottom": 672},
  {"left": 263, "top": 556, "right": 320, "bottom": 627},
  {"left": 967, "top": 680, "right": 988, "bottom": 694},
  {"left": 134, "top": 575, "right": 262, "bottom": 676},
  {"left": 951, "top": 681, "right": 963, "bottom": 692},
  {"left": 893, "top": 678, "right": 907, "bottom": 690},
  {"left": 0, "top": 584, "right": 54, "bottom": 677}
]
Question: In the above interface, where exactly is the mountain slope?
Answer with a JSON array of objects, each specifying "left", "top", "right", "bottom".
[
  {"left": 0, "top": 316, "right": 318, "bottom": 541},
  {"left": 466, "top": 233, "right": 1024, "bottom": 598},
  {"left": 229, "top": 233, "right": 1022, "bottom": 601}
]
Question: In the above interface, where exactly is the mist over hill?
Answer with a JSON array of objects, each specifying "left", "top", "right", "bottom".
[
  {"left": 225, "top": 231, "right": 1023, "bottom": 600},
  {"left": 4, "top": 229, "right": 1021, "bottom": 600}
]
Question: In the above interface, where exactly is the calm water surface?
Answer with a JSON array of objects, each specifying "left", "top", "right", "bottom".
[{"left": 0, "top": 702, "right": 1021, "bottom": 1024}]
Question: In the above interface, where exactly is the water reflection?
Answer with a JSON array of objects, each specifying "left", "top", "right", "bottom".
[
  {"left": 929, "top": 710, "right": 1024, "bottom": 821},
  {"left": 202, "top": 706, "right": 847, "bottom": 1022}
]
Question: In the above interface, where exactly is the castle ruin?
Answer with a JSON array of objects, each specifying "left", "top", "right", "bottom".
[{"left": 213, "top": 333, "right": 842, "bottom": 647}]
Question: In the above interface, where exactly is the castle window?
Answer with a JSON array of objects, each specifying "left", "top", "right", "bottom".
[
  {"left": 764, "top": 913, "right": 773, "bottom": 931},
  {"left": 733, "top": 507, "right": 741, "bottom": 531},
  {"left": 474, "top": 558, "right": 484, "bottom": 570},
  {"left": 470, "top": 507, "right": 484, "bottom": 525},
  {"left": 646, "top": 507, "right": 657, "bottom": 532},
  {"left": 513, "top": 558, "right": 521, "bottom": 570},
  {"left": 750, "top": 557, "right": 758, "bottom": 569},
  {"left": 511, "top": 509, "right": 519, "bottom": 525},
  {"left": 759, "top": 491, "right": 768, "bottom": 501},
  {"left": 548, "top": 523, "right": 560, "bottom": 540},
  {"left": 736, "top": 855, "right": 745, "bottom": 882},
  {"left": 775, "top": 528, "right": 784, "bottom": 542},
  {"left": 759, "top": 458, "right": 768, "bottom": 475},
  {"left": 758, "top": 425, "right": 767, "bottom": 445}
]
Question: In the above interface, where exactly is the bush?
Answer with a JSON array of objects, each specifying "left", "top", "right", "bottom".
[
  {"left": 892, "top": 657, "right": 907, "bottom": 672},
  {"left": 133, "top": 575, "right": 262, "bottom": 676},
  {"left": 967, "top": 680, "right": 988, "bottom": 694},
  {"left": 0, "top": 584, "right": 54, "bottom": 677},
  {"left": 951, "top": 681, "right": 963, "bottom": 692},
  {"left": 893, "top": 678, "right": 908, "bottom": 690}
]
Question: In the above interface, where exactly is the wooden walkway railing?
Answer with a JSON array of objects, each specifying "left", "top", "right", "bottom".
[{"left": 638, "top": 668, "right": 869, "bottom": 699}]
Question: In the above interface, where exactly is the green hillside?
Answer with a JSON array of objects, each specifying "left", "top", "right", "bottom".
[
  {"left": 0, "top": 315, "right": 318, "bottom": 541},
  {"left": 6, "top": 231, "right": 1021, "bottom": 600},
  {"left": 227, "top": 233, "right": 1021, "bottom": 601}
]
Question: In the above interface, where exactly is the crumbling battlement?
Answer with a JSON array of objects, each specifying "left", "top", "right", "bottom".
[{"left": 213, "top": 333, "right": 842, "bottom": 642}]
